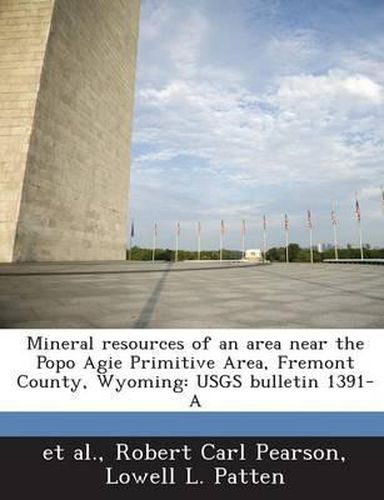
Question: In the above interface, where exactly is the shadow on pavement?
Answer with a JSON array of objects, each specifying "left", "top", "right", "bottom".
[{"left": 133, "top": 262, "right": 173, "bottom": 328}]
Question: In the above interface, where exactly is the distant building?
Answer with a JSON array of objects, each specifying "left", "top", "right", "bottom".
[
  {"left": 317, "top": 243, "right": 323, "bottom": 253},
  {"left": 245, "top": 249, "right": 263, "bottom": 262}
]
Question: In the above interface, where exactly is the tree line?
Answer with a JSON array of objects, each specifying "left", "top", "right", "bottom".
[
  {"left": 128, "top": 246, "right": 242, "bottom": 261},
  {"left": 267, "top": 244, "right": 384, "bottom": 262},
  {"left": 127, "top": 244, "right": 384, "bottom": 262}
]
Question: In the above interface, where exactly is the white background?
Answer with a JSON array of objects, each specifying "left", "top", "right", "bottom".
[{"left": 0, "top": 329, "right": 382, "bottom": 412}]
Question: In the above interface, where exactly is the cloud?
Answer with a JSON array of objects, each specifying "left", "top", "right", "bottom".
[
  {"left": 131, "top": 0, "right": 384, "bottom": 249},
  {"left": 276, "top": 70, "right": 383, "bottom": 106},
  {"left": 135, "top": 68, "right": 383, "bottom": 185},
  {"left": 360, "top": 186, "right": 383, "bottom": 200}
]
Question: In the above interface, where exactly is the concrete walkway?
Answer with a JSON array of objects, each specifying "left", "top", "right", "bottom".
[{"left": 0, "top": 261, "right": 383, "bottom": 328}]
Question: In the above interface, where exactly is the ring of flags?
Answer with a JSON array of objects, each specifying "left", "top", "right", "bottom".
[{"left": 128, "top": 188, "right": 382, "bottom": 261}]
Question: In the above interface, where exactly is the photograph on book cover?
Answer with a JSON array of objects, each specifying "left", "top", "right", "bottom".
[
  {"left": 0, "top": 0, "right": 383, "bottom": 499},
  {"left": 0, "top": 0, "right": 383, "bottom": 329}
]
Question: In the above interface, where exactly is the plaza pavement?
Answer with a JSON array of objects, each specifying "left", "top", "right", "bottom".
[{"left": 0, "top": 261, "right": 383, "bottom": 328}]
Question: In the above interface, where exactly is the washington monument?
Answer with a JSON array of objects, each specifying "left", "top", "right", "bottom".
[{"left": 0, "top": 0, "right": 140, "bottom": 262}]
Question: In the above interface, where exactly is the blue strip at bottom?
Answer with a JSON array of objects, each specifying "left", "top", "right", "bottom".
[{"left": 0, "top": 412, "right": 383, "bottom": 436}]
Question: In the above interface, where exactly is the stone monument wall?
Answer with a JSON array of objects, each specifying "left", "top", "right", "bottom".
[
  {"left": 0, "top": 0, "right": 55, "bottom": 261},
  {"left": 0, "top": 0, "right": 140, "bottom": 262}
]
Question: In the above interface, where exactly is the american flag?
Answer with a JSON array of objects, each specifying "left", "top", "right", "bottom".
[
  {"left": 130, "top": 220, "right": 135, "bottom": 238},
  {"left": 220, "top": 219, "right": 225, "bottom": 235},
  {"left": 284, "top": 213, "right": 289, "bottom": 231},
  {"left": 331, "top": 206, "right": 337, "bottom": 226},
  {"left": 355, "top": 195, "right": 361, "bottom": 223},
  {"left": 307, "top": 209, "right": 313, "bottom": 229},
  {"left": 381, "top": 185, "right": 384, "bottom": 212},
  {"left": 154, "top": 222, "right": 158, "bottom": 236},
  {"left": 197, "top": 221, "right": 201, "bottom": 235},
  {"left": 176, "top": 221, "right": 181, "bottom": 236},
  {"left": 263, "top": 214, "right": 267, "bottom": 230},
  {"left": 241, "top": 219, "right": 246, "bottom": 235}
]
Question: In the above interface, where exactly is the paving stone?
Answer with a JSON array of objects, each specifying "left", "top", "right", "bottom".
[{"left": 0, "top": 262, "right": 383, "bottom": 328}]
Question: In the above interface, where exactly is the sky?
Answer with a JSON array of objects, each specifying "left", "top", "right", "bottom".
[{"left": 130, "top": 0, "right": 384, "bottom": 251}]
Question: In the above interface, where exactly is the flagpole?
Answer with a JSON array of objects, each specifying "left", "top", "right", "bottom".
[
  {"left": 152, "top": 223, "right": 157, "bottom": 261},
  {"left": 241, "top": 219, "right": 246, "bottom": 259},
  {"left": 175, "top": 222, "right": 179, "bottom": 263},
  {"left": 263, "top": 230, "right": 267, "bottom": 262},
  {"left": 307, "top": 210, "right": 313, "bottom": 264},
  {"left": 219, "top": 220, "right": 224, "bottom": 261},
  {"left": 309, "top": 226, "right": 313, "bottom": 264},
  {"left": 333, "top": 223, "right": 339, "bottom": 261},
  {"left": 285, "top": 214, "right": 289, "bottom": 263},
  {"left": 197, "top": 222, "right": 201, "bottom": 261},
  {"left": 263, "top": 215, "right": 267, "bottom": 263},
  {"left": 285, "top": 230, "right": 289, "bottom": 263},
  {"left": 358, "top": 222, "right": 364, "bottom": 260},
  {"left": 331, "top": 203, "right": 338, "bottom": 261},
  {"left": 355, "top": 193, "right": 364, "bottom": 260},
  {"left": 128, "top": 220, "right": 134, "bottom": 261},
  {"left": 219, "top": 232, "right": 223, "bottom": 261}
]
